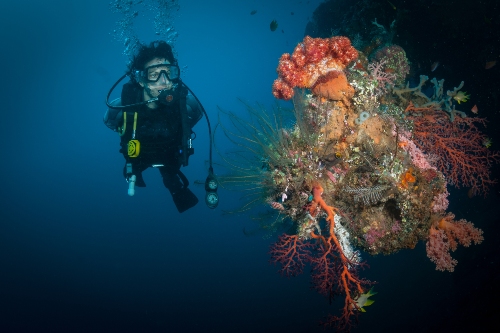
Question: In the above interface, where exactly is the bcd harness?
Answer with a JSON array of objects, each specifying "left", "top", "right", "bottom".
[{"left": 117, "top": 84, "right": 195, "bottom": 169}]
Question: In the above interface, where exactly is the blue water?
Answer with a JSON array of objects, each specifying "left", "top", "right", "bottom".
[{"left": 1, "top": 0, "right": 499, "bottom": 332}]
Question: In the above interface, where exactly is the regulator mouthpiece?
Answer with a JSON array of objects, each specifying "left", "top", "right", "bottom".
[{"left": 158, "top": 87, "right": 178, "bottom": 106}]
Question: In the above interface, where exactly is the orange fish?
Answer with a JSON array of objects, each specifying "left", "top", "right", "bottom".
[
  {"left": 471, "top": 104, "right": 478, "bottom": 114},
  {"left": 485, "top": 61, "right": 496, "bottom": 69}
]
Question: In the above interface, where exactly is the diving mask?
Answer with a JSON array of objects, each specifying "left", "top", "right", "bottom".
[{"left": 135, "top": 63, "right": 180, "bottom": 84}]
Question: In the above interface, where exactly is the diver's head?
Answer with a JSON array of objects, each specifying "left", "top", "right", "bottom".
[
  {"left": 129, "top": 41, "right": 180, "bottom": 106},
  {"left": 138, "top": 57, "right": 179, "bottom": 101}
]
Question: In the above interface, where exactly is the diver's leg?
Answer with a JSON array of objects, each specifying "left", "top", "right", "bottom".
[{"left": 159, "top": 166, "right": 198, "bottom": 213}]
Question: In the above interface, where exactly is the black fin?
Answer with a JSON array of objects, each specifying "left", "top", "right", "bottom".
[{"left": 171, "top": 187, "right": 199, "bottom": 213}]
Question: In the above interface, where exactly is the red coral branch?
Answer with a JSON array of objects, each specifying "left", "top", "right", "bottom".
[
  {"left": 269, "top": 234, "right": 311, "bottom": 277},
  {"left": 406, "top": 102, "right": 499, "bottom": 195},
  {"left": 269, "top": 183, "right": 371, "bottom": 331},
  {"left": 309, "top": 237, "right": 339, "bottom": 298},
  {"left": 308, "top": 183, "right": 368, "bottom": 331}
]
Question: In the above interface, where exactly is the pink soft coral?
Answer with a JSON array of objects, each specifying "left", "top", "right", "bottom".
[
  {"left": 426, "top": 227, "right": 458, "bottom": 272},
  {"left": 431, "top": 190, "right": 449, "bottom": 213},
  {"left": 437, "top": 213, "right": 484, "bottom": 251},
  {"left": 426, "top": 213, "right": 483, "bottom": 272}
]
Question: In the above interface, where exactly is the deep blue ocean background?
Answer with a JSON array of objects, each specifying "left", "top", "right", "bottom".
[{"left": 1, "top": 0, "right": 499, "bottom": 332}]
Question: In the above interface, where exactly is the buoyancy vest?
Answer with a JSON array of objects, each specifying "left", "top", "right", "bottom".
[{"left": 119, "top": 81, "right": 196, "bottom": 168}]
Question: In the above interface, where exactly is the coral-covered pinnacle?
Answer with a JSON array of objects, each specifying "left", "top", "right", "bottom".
[{"left": 272, "top": 36, "right": 358, "bottom": 100}]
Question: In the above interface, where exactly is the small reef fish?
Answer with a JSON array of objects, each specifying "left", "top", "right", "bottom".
[
  {"left": 483, "top": 137, "right": 492, "bottom": 148},
  {"left": 485, "top": 60, "right": 496, "bottom": 69},
  {"left": 250, "top": 10, "right": 257, "bottom": 15},
  {"left": 270, "top": 19, "right": 278, "bottom": 31},
  {"left": 471, "top": 104, "right": 478, "bottom": 114},
  {"left": 353, "top": 287, "right": 377, "bottom": 312},
  {"left": 430, "top": 61, "right": 440, "bottom": 72},
  {"left": 453, "top": 91, "right": 470, "bottom": 104}
]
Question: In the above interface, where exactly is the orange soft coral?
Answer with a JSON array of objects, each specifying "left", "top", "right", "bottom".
[
  {"left": 309, "top": 183, "right": 335, "bottom": 224},
  {"left": 311, "top": 71, "right": 354, "bottom": 102},
  {"left": 400, "top": 167, "right": 416, "bottom": 189}
]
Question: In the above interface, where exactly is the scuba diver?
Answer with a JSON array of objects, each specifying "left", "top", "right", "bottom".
[{"left": 104, "top": 40, "right": 219, "bottom": 213}]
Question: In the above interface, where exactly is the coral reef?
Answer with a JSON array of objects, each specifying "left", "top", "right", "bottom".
[{"left": 219, "top": 35, "right": 495, "bottom": 331}]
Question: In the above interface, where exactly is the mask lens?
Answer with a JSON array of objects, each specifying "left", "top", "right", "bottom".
[
  {"left": 147, "top": 65, "right": 169, "bottom": 81},
  {"left": 169, "top": 66, "right": 179, "bottom": 80},
  {"left": 142, "top": 64, "right": 179, "bottom": 82}
]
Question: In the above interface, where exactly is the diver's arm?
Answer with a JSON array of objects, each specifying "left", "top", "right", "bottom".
[
  {"left": 185, "top": 93, "right": 203, "bottom": 128},
  {"left": 103, "top": 98, "right": 124, "bottom": 131}
]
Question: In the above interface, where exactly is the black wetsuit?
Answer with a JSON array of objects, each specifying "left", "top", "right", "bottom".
[{"left": 104, "top": 82, "right": 202, "bottom": 212}]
